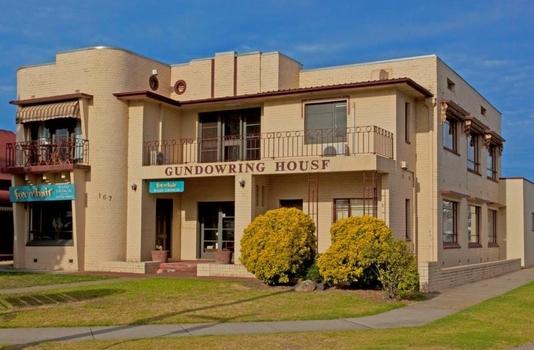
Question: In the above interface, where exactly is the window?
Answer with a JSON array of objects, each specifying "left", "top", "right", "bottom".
[
  {"left": 199, "top": 108, "right": 261, "bottom": 163},
  {"left": 487, "top": 146, "right": 497, "bottom": 179},
  {"left": 28, "top": 201, "right": 73, "bottom": 246},
  {"left": 468, "top": 205, "right": 480, "bottom": 247},
  {"left": 443, "top": 116, "right": 458, "bottom": 152},
  {"left": 305, "top": 101, "right": 347, "bottom": 144},
  {"left": 481, "top": 106, "right": 487, "bottom": 116},
  {"left": 467, "top": 134, "right": 480, "bottom": 173},
  {"left": 334, "top": 198, "right": 364, "bottom": 221},
  {"left": 279, "top": 199, "right": 303, "bottom": 211},
  {"left": 443, "top": 200, "right": 458, "bottom": 246},
  {"left": 447, "top": 78, "right": 456, "bottom": 92},
  {"left": 532, "top": 213, "right": 534, "bottom": 232},
  {"left": 404, "top": 102, "right": 410, "bottom": 143},
  {"left": 488, "top": 209, "right": 498, "bottom": 246},
  {"left": 405, "top": 199, "right": 411, "bottom": 240}
]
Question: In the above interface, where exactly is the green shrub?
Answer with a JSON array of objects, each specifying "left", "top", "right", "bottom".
[
  {"left": 317, "top": 216, "right": 419, "bottom": 299},
  {"left": 377, "top": 239, "right": 420, "bottom": 299},
  {"left": 317, "top": 216, "right": 392, "bottom": 285},
  {"left": 304, "top": 255, "right": 323, "bottom": 282},
  {"left": 240, "top": 207, "right": 317, "bottom": 285}
]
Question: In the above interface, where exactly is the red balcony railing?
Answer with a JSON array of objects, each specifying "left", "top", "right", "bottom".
[
  {"left": 144, "top": 125, "right": 393, "bottom": 165},
  {"left": 4, "top": 138, "right": 89, "bottom": 169}
]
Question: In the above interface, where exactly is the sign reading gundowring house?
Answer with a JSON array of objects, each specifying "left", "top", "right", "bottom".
[{"left": 9, "top": 184, "right": 76, "bottom": 202}]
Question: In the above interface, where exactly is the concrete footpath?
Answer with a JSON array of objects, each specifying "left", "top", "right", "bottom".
[{"left": 1, "top": 266, "right": 534, "bottom": 347}]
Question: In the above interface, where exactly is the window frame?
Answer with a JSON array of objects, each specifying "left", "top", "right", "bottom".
[
  {"left": 443, "top": 200, "right": 459, "bottom": 247},
  {"left": 404, "top": 102, "right": 410, "bottom": 143},
  {"left": 198, "top": 108, "right": 261, "bottom": 163},
  {"left": 487, "top": 145, "right": 497, "bottom": 180},
  {"left": 405, "top": 198, "right": 411, "bottom": 241},
  {"left": 27, "top": 200, "right": 73, "bottom": 246},
  {"left": 334, "top": 198, "right": 364, "bottom": 221},
  {"left": 467, "top": 133, "right": 480, "bottom": 173},
  {"left": 488, "top": 209, "right": 498, "bottom": 247},
  {"left": 468, "top": 205, "right": 481, "bottom": 248},
  {"left": 304, "top": 100, "right": 347, "bottom": 145},
  {"left": 443, "top": 116, "right": 458, "bottom": 153}
]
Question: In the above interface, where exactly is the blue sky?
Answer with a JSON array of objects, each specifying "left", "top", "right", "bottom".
[{"left": 0, "top": 1, "right": 533, "bottom": 179}]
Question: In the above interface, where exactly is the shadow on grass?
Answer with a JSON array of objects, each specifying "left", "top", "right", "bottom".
[
  {"left": 0, "top": 288, "right": 125, "bottom": 311},
  {"left": 0, "top": 285, "right": 294, "bottom": 350}
]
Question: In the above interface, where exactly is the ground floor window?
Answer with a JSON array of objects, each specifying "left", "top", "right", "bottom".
[
  {"left": 28, "top": 200, "right": 73, "bottom": 246},
  {"left": 443, "top": 200, "right": 458, "bottom": 246},
  {"left": 488, "top": 209, "right": 498, "bottom": 247},
  {"left": 334, "top": 198, "right": 364, "bottom": 221},
  {"left": 279, "top": 199, "right": 303, "bottom": 211},
  {"left": 468, "top": 205, "right": 481, "bottom": 247}
]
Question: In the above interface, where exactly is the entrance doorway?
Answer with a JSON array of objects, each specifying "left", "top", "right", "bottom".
[
  {"left": 198, "top": 202, "right": 235, "bottom": 259},
  {"left": 155, "top": 199, "right": 173, "bottom": 255}
]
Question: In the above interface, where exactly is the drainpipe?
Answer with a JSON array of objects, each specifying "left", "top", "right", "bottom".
[{"left": 425, "top": 97, "right": 437, "bottom": 262}]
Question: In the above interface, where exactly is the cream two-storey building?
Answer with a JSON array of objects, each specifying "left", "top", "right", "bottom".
[{"left": 4, "top": 46, "right": 530, "bottom": 291}]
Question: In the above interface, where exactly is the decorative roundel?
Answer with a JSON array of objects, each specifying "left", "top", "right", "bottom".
[
  {"left": 174, "top": 80, "right": 187, "bottom": 95},
  {"left": 149, "top": 75, "right": 159, "bottom": 91}
]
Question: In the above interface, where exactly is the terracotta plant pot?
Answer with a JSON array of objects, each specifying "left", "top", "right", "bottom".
[
  {"left": 151, "top": 250, "right": 169, "bottom": 262},
  {"left": 213, "top": 250, "right": 233, "bottom": 264}
]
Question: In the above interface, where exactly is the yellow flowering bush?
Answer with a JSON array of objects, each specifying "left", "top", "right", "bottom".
[
  {"left": 240, "top": 208, "right": 317, "bottom": 285},
  {"left": 317, "top": 216, "right": 392, "bottom": 284},
  {"left": 317, "top": 216, "right": 419, "bottom": 299}
]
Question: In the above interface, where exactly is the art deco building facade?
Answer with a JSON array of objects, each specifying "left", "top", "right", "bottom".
[{"left": 3, "top": 47, "right": 529, "bottom": 291}]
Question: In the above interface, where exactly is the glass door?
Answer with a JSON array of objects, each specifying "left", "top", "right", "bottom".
[{"left": 199, "top": 202, "right": 235, "bottom": 259}]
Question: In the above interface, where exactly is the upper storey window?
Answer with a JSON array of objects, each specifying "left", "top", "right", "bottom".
[
  {"left": 304, "top": 101, "right": 347, "bottom": 144},
  {"left": 443, "top": 116, "right": 458, "bottom": 152},
  {"left": 441, "top": 101, "right": 466, "bottom": 154},
  {"left": 464, "top": 117, "right": 487, "bottom": 174},
  {"left": 467, "top": 134, "right": 479, "bottom": 173},
  {"left": 199, "top": 108, "right": 261, "bottom": 163},
  {"left": 484, "top": 130, "right": 504, "bottom": 181}
]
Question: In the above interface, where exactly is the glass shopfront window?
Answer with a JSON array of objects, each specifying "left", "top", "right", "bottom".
[{"left": 28, "top": 200, "right": 73, "bottom": 246}]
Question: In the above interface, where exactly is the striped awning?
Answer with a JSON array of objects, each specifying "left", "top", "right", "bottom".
[{"left": 16, "top": 101, "right": 80, "bottom": 123}]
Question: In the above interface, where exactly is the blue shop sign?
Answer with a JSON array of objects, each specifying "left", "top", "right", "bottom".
[
  {"left": 10, "top": 184, "right": 76, "bottom": 202},
  {"left": 149, "top": 180, "right": 184, "bottom": 193}
]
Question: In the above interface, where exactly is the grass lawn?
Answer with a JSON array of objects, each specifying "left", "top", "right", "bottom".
[
  {"left": 2, "top": 273, "right": 533, "bottom": 349},
  {"left": 0, "top": 277, "right": 403, "bottom": 328},
  {"left": 3, "top": 281, "right": 534, "bottom": 350},
  {"left": 0, "top": 271, "right": 115, "bottom": 290}
]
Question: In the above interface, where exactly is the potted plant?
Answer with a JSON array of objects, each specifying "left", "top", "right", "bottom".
[
  {"left": 151, "top": 245, "right": 169, "bottom": 262},
  {"left": 213, "top": 248, "right": 233, "bottom": 264}
]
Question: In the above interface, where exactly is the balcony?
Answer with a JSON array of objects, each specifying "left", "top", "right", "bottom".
[
  {"left": 143, "top": 125, "right": 393, "bottom": 166},
  {"left": 3, "top": 139, "right": 90, "bottom": 173}
]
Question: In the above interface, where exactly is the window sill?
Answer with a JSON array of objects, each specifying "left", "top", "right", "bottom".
[
  {"left": 468, "top": 242, "right": 482, "bottom": 248},
  {"left": 27, "top": 239, "right": 74, "bottom": 247},
  {"left": 443, "top": 242, "right": 461, "bottom": 249},
  {"left": 467, "top": 169, "right": 481, "bottom": 176},
  {"left": 488, "top": 242, "right": 499, "bottom": 248},
  {"left": 443, "top": 147, "right": 460, "bottom": 156},
  {"left": 487, "top": 176, "right": 499, "bottom": 183}
]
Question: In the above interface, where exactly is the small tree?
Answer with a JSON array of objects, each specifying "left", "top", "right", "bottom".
[
  {"left": 376, "top": 240, "right": 419, "bottom": 299},
  {"left": 317, "top": 216, "right": 392, "bottom": 285},
  {"left": 317, "top": 216, "right": 419, "bottom": 299},
  {"left": 240, "top": 208, "right": 317, "bottom": 285}
]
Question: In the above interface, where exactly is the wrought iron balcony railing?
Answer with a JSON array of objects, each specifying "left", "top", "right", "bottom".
[
  {"left": 4, "top": 138, "right": 89, "bottom": 168},
  {"left": 144, "top": 125, "right": 393, "bottom": 166}
]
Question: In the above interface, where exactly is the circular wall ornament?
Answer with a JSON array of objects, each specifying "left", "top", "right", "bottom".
[
  {"left": 149, "top": 75, "right": 159, "bottom": 91},
  {"left": 174, "top": 80, "right": 187, "bottom": 95}
]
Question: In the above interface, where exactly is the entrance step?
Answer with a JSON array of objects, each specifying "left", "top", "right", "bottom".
[{"left": 155, "top": 261, "right": 212, "bottom": 276}]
